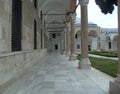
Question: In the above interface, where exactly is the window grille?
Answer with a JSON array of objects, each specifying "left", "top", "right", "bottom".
[
  {"left": 11, "top": 0, "right": 22, "bottom": 51},
  {"left": 34, "top": 20, "right": 37, "bottom": 49}
]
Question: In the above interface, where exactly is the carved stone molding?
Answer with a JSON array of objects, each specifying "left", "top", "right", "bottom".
[{"left": 78, "top": 0, "right": 89, "bottom": 6}]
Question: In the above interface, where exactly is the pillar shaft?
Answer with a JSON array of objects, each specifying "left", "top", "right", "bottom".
[
  {"left": 69, "top": 18, "right": 76, "bottom": 60},
  {"left": 66, "top": 25, "right": 70, "bottom": 56},
  {"left": 118, "top": 0, "right": 120, "bottom": 75},
  {"left": 109, "top": 0, "right": 120, "bottom": 93},
  {"left": 81, "top": 5, "right": 89, "bottom": 58},
  {"left": 70, "top": 19, "right": 75, "bottom": 56},
  {"left": 41, "top": 29, "right": 45, "bottom": 49},
  {"left": 78, "top": 0, "right": 91, "bottom": 69}
]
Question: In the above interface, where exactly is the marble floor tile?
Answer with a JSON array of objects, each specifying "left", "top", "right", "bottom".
[{"left": 3, "top": 52, "right": 114, "bottom": 94}]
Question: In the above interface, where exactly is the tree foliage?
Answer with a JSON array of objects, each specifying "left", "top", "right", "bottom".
[{"left": 95, "top": 0, "right": 117, "bottom": 14}]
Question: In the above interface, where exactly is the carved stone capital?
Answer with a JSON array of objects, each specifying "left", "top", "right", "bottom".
[
  {"left": 78, "top": 0, "right": 89, "bottom": 6},
  {"left": 69, "top": 13, "right": 76, "bottom": 20},
  {"left": 66, "top": 22, "right": 70, "bottom": 28}
]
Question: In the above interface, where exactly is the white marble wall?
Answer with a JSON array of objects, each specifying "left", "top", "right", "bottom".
[
  {"left": 0, "top": 0, "right": 47, "bottom": 87},
  {"left": 0, "top": 49, "right": 47, "bottom": 87},
  {"left": 0, "top": 0, "right": 12, "bottom": 53},
  {"left": 75, "top": 25, "right": 101, "bottom": 52}
]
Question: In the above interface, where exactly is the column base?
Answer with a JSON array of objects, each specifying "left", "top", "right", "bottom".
[
  {"left": 109, "top": 74, "right": 120, "bottom": 94},
  {"left": 69, "top": 54, "right": 76, "bottom": 60},
  {"left": 65, "top": 52, "right": 70, "bottom": 57},
  {"left": 78, "top": 58, "right": 91, "bottom": 70},
  {"left": 61, "top": 50, "right": 65, "bottom": 55}
]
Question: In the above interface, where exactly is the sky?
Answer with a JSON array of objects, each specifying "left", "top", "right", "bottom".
[{"left": 76, "top": 0, "right": 118, "bottom": 28}]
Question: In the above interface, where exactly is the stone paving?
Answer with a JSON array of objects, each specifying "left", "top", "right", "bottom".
[{"left": 3, "top": 52, "right": 114, "bottom": 94}]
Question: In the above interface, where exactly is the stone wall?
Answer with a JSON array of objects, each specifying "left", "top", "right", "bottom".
[
  {"left": 0, "top": 0, "right": 12, "bottom": 53},
  {"left": 0, "top": 49, "right": 47, "bottom": 87},
  {"left": 22, "top": 0, "right": 42, "bottom": 50},
  {"left": 0, "top": 0, "right": 47, "bottom": 89}
]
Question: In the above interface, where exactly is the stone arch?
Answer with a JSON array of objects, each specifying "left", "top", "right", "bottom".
[
  {"left": 106, "top": 36, "right": 111, "bottom": 51},
  {"left": 88, "top": 30, "right": 97, "bottom": 37},
  {"left": 75, "top": 30, "right": 81, "bottom": 51},
  {"left": 88, "top": 30, "right": 98, "bottom": 51},
  {"left": 75, "top": 30, "right": 81, "bottom": 38},
  {"left": 38, "top": 0, "right": 66, "bottom": 21},
  {"left": 106, "top": 36, "right": 111, "bottom": 41},
  {"left": 112, "top": 35, "right": 118, "bottom": 51}
]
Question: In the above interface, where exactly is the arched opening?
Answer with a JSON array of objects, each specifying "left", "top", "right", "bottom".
[
  {"left": 112, "top": 36, "right": 118, "bottom": 51},
  {"left": 106, "top": 36, "right": 111, "bottom": 51},
  {"left": 75, "top": 33, "right": 78, "bottom": 39},
  {"left": 75, "top": 30, "right": 81, "bottom": 52},
  {"left": 88, "top": 30, "right": 98, "bottom": 51},
  {"left": 55, "top": 44, "right": 58, "bottom": 50}
]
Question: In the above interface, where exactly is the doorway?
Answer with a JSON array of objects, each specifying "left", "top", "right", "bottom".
[
  {"left": 88, "top": 45, "right": 91, "bottom": 51},
  {"left": 55, "top": 44, "right": 58, "bottom": 50}
]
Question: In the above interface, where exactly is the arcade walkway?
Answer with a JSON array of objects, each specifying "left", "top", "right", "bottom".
[{"left": 3, "top": 52, "right": 114, "bottom": 94}]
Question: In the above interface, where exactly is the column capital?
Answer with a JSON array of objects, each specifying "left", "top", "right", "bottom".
[
  {"left": 69, "top": 13, "right": 76, "bottom": 20},
  {"left": 78, "top": 0, "right": 89, "bottom": 6},
  {"left": 66, "top": 22, "right": 70, "bottom": 27}
]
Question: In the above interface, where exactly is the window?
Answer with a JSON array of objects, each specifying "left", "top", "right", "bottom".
[
  {"left": 12, "top": 0, "right": 22, "bottom": 51},
  {"left": 41, "top": 29, "right": 43, "bottom": 49},
  {"left": 34, "top": 0, "right": 37, "bottom": 9},
  {"left": 41, "top": 10, "right": 42, "bottom": 20},
  {"left": 75, "top": 34, "right": 77, "bottom": 39},
  {"left": 77, "top": 44, "right": 80, "bottom": 49},
  {"left": 88, "top": 45, "right": 91, "bottom": 51},
  {"left": 53, "top": 33, "right": 56, "bottom": 39},
  {"left": 34, "top": 20, "right": 37, "bottom": 49},
  {"left": 109, "top": 42, "right": 111, "bottom": 49},
  {"left": 99, "top": 42, "right": 101, "bottom": 47},
  {"left": 55, "top": 44, "right": 58, "bottom": 50}
]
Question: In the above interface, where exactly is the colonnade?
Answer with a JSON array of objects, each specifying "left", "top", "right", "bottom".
[{"left": 65, "top": 0, "right": 120, "bottom": 93}]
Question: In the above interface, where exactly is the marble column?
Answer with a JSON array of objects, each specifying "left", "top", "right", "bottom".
[
  {"left": 42, "top": 28, "right": 45, "bottom": 49},
  {"left": 60, "top": 31, "right": 65, "bottom": 54},
  {"left": 118, "top": 0, "right": 120, "bottom": 78},
  {"left": 65, "top": 23, "right": 70, "bottom": 56},
  {"left": 110, "top": 0, "right": 120, "bottom": 93},
  {"left": 69, "top": 13, "right": 76, "bottom": 60},
  {"left": 78, "top": 0, "right": 91, "bottom": 69}
]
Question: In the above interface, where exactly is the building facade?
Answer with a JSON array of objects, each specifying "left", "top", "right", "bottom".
[
  {"left": 74, "top": 23, "right": 118, "bottom": 52},
  {"left": 75, "top": 23, "right": 101, "bottom": 52},
  {"left": 100, "top": 28, "right": 118, "bottom": 51}
]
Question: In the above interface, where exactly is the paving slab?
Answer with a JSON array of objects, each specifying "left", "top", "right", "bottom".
[{"left": 3, "top": 52, "right": 114, "bottom": 94}]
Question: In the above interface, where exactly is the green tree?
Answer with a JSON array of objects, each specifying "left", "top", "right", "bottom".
[{"left": 95, "top": 0, "right": 117, "bottom": 14}]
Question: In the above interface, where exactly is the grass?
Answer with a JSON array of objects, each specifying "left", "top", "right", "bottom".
[
  {"left": 90, "top": 57, "right": 118, "bottom": 77},
  {"left": 89, "top": 51, "right": 118, "bottom": 58},
  {"left": 77, "top": 54, "right": 118, "bottom": 77}
]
